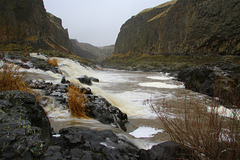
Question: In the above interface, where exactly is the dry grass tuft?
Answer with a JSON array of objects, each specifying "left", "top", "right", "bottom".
[
  {"left": 66, "top": 85, "right": 89, "bottom": 119},
  {"left": 47, "top": 58, "right": 58, "bottom": 67},
  {"left": 150, "top": 96, "right": 240, "bottom": 160},
  {"left": 0, "top": 62, "right": 29, "bottom": 92}
]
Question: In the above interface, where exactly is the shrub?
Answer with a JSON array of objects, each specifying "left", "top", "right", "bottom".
[
  {"left": 0, "top": 62, "right": 29, "bottom": 92},
  {"left": 47, "top": 58, "right": 58, "bottom": 67},
  {"left": 66, "top": 85, "right": 89, "bottom": 119},
  {"left": 149, "top": 96, "right": 240, "bottom": 160}
]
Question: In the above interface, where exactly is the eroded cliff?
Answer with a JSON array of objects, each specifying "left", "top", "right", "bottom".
[
  {"left": 114, "top": 0, "right": 240, "bottom": 55},
  {"left": 0, "top": 0, "right": 69, "bottom": 51}
]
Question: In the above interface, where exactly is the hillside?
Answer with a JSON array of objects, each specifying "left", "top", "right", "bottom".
[
  {"left": 70, "top": 39, "right": 114, "bottom": 61},
  {"left": 103, "top": 0, "right": 240, "bottom": 71}
]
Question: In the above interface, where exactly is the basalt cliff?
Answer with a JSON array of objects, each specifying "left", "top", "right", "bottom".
[
  {"left": 0, "top": 0, "right": 111, "bottom": 61},
  {"left": 0, "top": 0, "right": 70, "bottom": 52},
  {"left": 114, "top": 0, "right": 240, "bottom": 55}
]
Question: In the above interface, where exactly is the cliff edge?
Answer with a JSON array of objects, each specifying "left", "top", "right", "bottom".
[
  {"left": 0, "top": 0, "right": 69, "bottom": 51},
  {"left": 114, "top": 0, "right": 240, "bottom": 55}
]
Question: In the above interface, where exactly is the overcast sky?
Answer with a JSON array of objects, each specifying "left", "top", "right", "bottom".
[{"left": 43, "top": 0, "right": 170, "bottom": 46}]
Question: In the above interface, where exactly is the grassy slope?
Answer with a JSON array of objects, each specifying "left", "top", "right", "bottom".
[{"left": 103, "top": 51, "right": 240, "bottom": 72}]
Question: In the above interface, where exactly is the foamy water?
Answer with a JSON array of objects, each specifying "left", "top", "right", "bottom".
[
  {"left": 8, "top": 53, "right": 237, "bottom": 149},
  {"left": 129, "top": 126, "right": 164, "bottom": 138}
]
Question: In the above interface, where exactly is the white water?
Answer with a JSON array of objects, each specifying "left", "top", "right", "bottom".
[{"left": 10, "top": 53, "right": 239, "bottom": 149}]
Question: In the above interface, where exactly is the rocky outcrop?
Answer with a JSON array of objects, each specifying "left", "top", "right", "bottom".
[
  {"left": 0, "top": 0, "right": 69, "bottom": 51},
  {"left": 28, "top": 78, "right": 128, "bottom": 131},
  {"left": 114, "top": 0, "right": 240, "bottom": 55},
  {"left": 0, "top": 90, "right": 52, "bottom": 159},
  {"left": 138, "top": 141, "right": 193, "bottom": 160},
  {"left": 178, "top": 62, "right": 240, "bottom": 107},
  {"left": 2, "top": 53, "right": 60, "bottom": 73},
  {"left": 46, "top": 127, "right": 139, "bottom": 160}
]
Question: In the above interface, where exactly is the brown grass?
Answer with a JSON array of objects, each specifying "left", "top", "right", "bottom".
[
  {"left": 66, "top": 85, "right": 89, "bottom": 119},
  {"left": 150, "top": 96, "right": 240, "bottom": 160},
  {"left": 47, "top": 58, "right": 58, "bottom": 67},
  {"left": 0, "top": 62, "right": 29, "bottom": 92}
]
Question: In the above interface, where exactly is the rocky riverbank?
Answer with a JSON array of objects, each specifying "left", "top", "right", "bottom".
[
  {"left": 178, "top": 61, "right": 240, "bottom": 108},
  {"left": 0, "top": 53, "right": 192, "bottom": 159},
  {"left": 0, "top": 91, "right": 189, "bottom": 159}
]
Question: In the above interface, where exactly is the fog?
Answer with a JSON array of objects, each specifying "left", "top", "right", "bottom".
[{"left": 43, "top": 0, "right": 170, "bottom": 46}]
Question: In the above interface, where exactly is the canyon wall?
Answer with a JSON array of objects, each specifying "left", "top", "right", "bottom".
[
  {"left": 114, "top": 0, "right": 240, "bottom": 55},
  {"left": 0, "top": 0, "right": 69, "bottom": 50}
]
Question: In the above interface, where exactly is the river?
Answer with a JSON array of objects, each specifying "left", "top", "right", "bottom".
[{"left": 19, "top": 53, "right": 237, "bottom": 149}]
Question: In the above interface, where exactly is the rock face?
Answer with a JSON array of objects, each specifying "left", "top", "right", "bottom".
[
  {"left": 0, "top": 0, "right": 69, "bottom": 51},
  {"left": 0, "top": 91, "right": 52, "bottom": 159},
  {"left": 114, "top": 0, "right": 240, "bottom": 55},
  {"left": 178, "top": 62, "right": 240, "bottom": 107}
]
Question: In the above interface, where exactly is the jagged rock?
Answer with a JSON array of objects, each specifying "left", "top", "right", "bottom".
[
  {"left": 178, "top": 62, "right": 240, "bottom": 107},
  {"left": 78, "top": 75, "right": 92, "bottom": 85},
  {"left": 89, "top": 77, "right": 100, "bottom": 82},
  {"left": 46, "top": 127, "right": 139, "bottom": 160},
  {"left": 3, "top": 54, "right": 60, "bottom": 73},
  {"left": 61, "top": 76, "right": 70, "bottom": 84},
  {"left": 0, "top": 91, "right": 52, "bottom": 159},
  {"left": 87, "top": 96, "right": 128, "bottom": 131},
  {"left": 138, "top": 141, "right": 193, "bottom": 160},
  {"left": 28, "top": 78, "right": 128, "bottom": 131}
]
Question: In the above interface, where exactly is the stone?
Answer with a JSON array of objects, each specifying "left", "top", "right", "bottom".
[
  {"left": 89, "top": 77, "right": 100, "bottom": 82},
  {"left": 0, "top": 91, "right": 52, "bottom": 159},
  {"left": 49, "top": 127, "right": 139, "bottom": 160},
  {"left": 138, "top": 141, "right": 193, "bottom": 160},
  {"left": 78, "top": 75, "right": 92, "bottom": 85},
  {"left": 178, "top": 62, "right": 240, "bottom": 107}
]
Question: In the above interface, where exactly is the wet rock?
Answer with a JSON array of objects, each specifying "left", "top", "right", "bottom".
[
  {"left": 80, "top": 87, "right": 92, "bottom": 94},
  {"left": 0, "top": 91, "right": 52, "bottom": 159},
  {"left": 178, "top": 62, "right": 240, "bottom": 107},
  {"left": 87, "top": 96, "right": 128, "bottom": 131},
  {"left": 89, "top": 77, "right": 99, "bottom": 82},
  {"left": 78, "top": 75, "right": 92, "bottom": 85},
  {"left": 61, "top": 76, "right": 70, "bottom": 84},
  {"left": 4, "top": 54, "right": 60, "bottom": 74},
  {"left": 138, "top": 141, "right": 193, "bottom": 160},
  {"left": 46, "top": 127, "right": 139, "bottom": 160}
]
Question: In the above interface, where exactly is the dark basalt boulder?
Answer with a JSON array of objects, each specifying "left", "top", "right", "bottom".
[
  {"left": 86, "top": 94, "right": 128, "bottom": 131},
  {"left": 89, "top": 76, "right": 100, "bottom": 82},
  {"left": 178, "top": 62, "right": 240, "bottom": 107},
  {"left": 78, "top": 75, "right": 93, "bottom": 85},
  {"left": 46, "top": 127, "right": 139, "bottom": 160},
  {"left": 0, "top": 90, "right": 52, "bottom": 159},
  {"left": 138, "top": 141, "right": 193, "bottom": 160}
]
